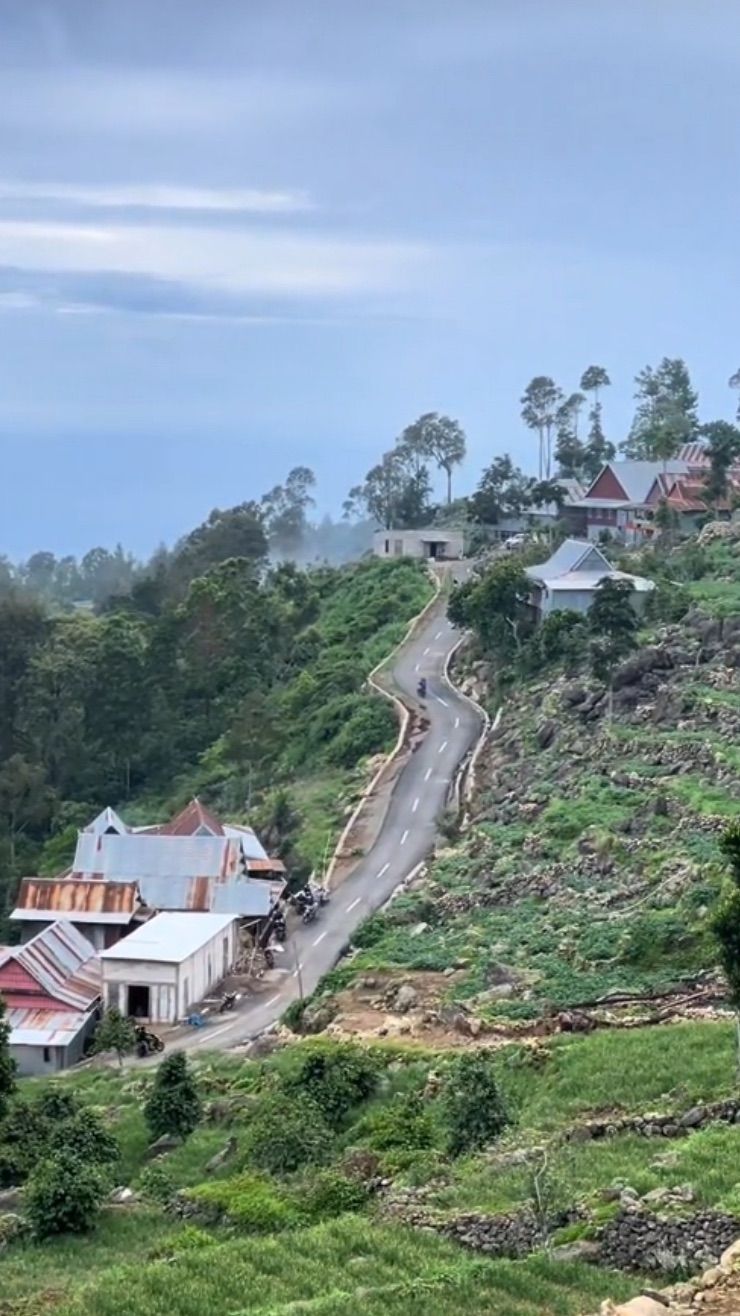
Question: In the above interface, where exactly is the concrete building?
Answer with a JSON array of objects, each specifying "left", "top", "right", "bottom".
[
  {"left": 525, "top": 539, "right": 654, "bottom": 619},
  {"left": 373, "top": 527, "right": 464, "bottom": 561},
  {"left": 0, "top": 922, "right": 101, "bottom": 1076},
  {"left": 100, "top": 911, "right": 238, "bottom": 1023},
  {"left": 11, "top": 877, "right": 142, "bottom": 950}
]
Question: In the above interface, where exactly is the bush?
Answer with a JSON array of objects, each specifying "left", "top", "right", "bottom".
[
  {"left": 136, "top": 1160, "right": 177, "bottom": 1205},
  {"left": 442, "top": 1053, "right": 509, "bottom": 1156},
  {"left": 299, "top": 1168, "right": 369, "bottom": 1220},
  {"left": 282, "top": 1042, "right": 380, "bottom": 1127},
  {"left": 245, "top": 1093, "right": 332, "bottom": 1174},
  {"left": 145, "top": 1052, "right": 201, "bottom": 1140},
  {"left": 25, "top": 1149, "right": 107, "bottom": 1238},
  {"left": 187, "top": 1172, "right": 301, "bottom": 1232},
  {"left": 355, "top": 1092, "right": 436, "bottom": 1153},
  {"left": 49, "top": 1107, "right": 119, "bottom": 1167}
]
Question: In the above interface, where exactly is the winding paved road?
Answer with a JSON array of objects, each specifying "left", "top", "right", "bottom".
[{"left": 182, "top": 591, "right": 483, "bottom": 1053}]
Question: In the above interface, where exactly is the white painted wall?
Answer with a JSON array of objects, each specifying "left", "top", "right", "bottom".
[{"left": 101, "top": 920, "right": 239, "bottom": 1023}]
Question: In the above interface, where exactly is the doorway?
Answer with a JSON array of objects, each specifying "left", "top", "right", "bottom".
[{"left": 127, "top": 984, "right": 150, "bottom": 1018}]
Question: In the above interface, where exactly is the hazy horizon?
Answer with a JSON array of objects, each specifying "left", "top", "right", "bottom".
[{"left": 2, "top": 0, "right": 739, "bottom": 556}]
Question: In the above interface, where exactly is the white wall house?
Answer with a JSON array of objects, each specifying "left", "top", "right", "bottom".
[
  {"left": 100, "top": 912, "right": 238, "bottom": 1023},
  {"left": 373, "top": 528, "right": 464, "bottom": 561},
  {"left": 525, "top": 539, "right": 654, "bottom": 619}
]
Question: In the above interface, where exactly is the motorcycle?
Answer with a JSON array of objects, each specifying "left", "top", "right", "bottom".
[
  {"left": 134, "top": 1024, "right": 164, "bottom": 1057},
  {"left": 219, "top": 991, "right": 237, "bottom": 1013},
  {"left": 417, "top": 677, "right": 427, "bottom": 699}
]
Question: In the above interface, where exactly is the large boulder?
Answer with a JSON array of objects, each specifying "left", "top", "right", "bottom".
[{"left": 612, "top": 647, "right": 674, "bottom": 691}]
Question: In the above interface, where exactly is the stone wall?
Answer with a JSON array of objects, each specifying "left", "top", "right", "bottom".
[
  {"left": 600, "top": 1209, "right": 740, "bottom": 1276},
  {"left": 566, "top": 1097, "right": 740, "bottom": 1144}
]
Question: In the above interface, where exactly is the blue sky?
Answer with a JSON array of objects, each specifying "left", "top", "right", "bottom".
[{"left": 1, "top": 0, "right": 740, "bottom": 557}]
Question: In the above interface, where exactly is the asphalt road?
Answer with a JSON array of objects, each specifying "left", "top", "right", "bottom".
[{"left": 181, "top": 593, "right": 483, "bottom": 1054}]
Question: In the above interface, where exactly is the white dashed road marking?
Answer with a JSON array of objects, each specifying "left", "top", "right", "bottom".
[
  {"left": 455, "top": 716, "right": 460, "bottom": 728},
  {"left": 438, "top": 740, "right": 448, "bottom": 754},
  {"left": 424, "top": 767, "right": 432, "bottom": 781},
  {"left": 401, "top": 829, "right": 409, "bottom": 845},
  {"left": 435, "top": 696, "right": 449, "bottom": 707},
  {"left": 376, "top": 862, "right": 390, "bottom": 879},
  {"left": 266, "top": 994, "right": 281, "bottom": 1008},
  {"left": 346, "top": 897, "right": 361, "bottom": 912},
  {"left": 292, "top": 963, "right": 303, "bottom": 978},
  {"left": 312, "top": 931, "right": 327, "bottom": 947},
  {"left": 412, "top": 797, "right": 419, "bottom": 813},
  {"left": 435, "top": 630, "right": 443, "bottom": 639},
  {"left": 423, "top": 646, "right": 430, "bottom": 656}
]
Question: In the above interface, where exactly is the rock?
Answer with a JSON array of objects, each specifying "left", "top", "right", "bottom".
[
  {"left": 205, "top": 1136, "right": 238, "bottom": 1174},
  {"left": 0, "top": 1186, "right": 23, "bottom": 1212},
  {"left": 680, "top": 1105, "right": 706, "bottom": 1128},
  {"left": 536, "top": 719, "right": 557, "bottom": 749},
  {"left": 409, "top": 922, "right": 430, "bottom": 937},
  {"left": 551, "top": 1239, "right": 602, "bottom": 1264},
  {"left": 612, "top": 1298, "right": 669, "bottom": 1315},
  {"left": 147, "top": 1134, "right": 181, "bottom": 1158},
  {"left": 720, "top": 1236, "right": 740, "bottom": 1270},
  {"left": 109, "top": 1185, "right": 138, "bottom": 1205},
  {"left": 394, "top": 984, "right": 419, "bottom": 1013}
]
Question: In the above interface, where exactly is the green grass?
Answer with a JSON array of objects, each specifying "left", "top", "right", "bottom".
[{"left": 52, "top": 1216, "right": 632, "bottom": 1316}]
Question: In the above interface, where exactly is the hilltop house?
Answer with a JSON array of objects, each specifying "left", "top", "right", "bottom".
[
  {"left": 0, "top": 922, "right": 101, "bottom": 1075},
  {"left": 525, "top": 539, "right": 654, "bottom": 620},
  {"left": 573, "top": 459, "right": 691, "bottom": 543},
  {"left": 373, "top": 528, "right": 465, "bottom": 560}
]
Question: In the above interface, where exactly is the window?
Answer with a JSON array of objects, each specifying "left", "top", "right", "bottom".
[
  {"left": 384, "top": 538, "right": 389, "bottom": 554},
  {"left": 43, "top": 1047, "right": 51, "bottom": 1064}
]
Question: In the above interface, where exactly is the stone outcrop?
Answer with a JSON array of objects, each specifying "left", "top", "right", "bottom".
[{"left": 599, "top": 1209, "right": 740, "bottom": 1276}]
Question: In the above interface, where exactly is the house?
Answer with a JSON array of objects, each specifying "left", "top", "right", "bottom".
[
  {"left": 373, "top": 528, "right": 464, "bottom": 561},
  {"left": 645, "top": 470, "right": 740, "bottom": 532},
  {"left": 10, "top": 877, "right": 142, "bottom": 950},
  {"left": 10, "top": 799, "right": 285, "bottom": 944},
  {"left": 100, "top": 911, "right": 239, "bottom": 1023},
  {"left": 575, "top": 460, "right": 691, "bottom": 543},
  {"left": 525, "top": 539, "right": 654, "bottom": 619},
  {"left": 0, "top": 922, "right": 101, "bottom": 1076}
]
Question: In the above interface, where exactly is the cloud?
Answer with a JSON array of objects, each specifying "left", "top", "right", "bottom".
[
  {"left": 0, "top": 218, "right": 430, "bottom": 300},
  {"left": 0, "top": 180, "right": 312, "bottom": 215}
]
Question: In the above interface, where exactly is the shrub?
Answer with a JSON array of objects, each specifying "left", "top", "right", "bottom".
[
  {"left": 0, "top": 1098, "right": 50, "bottom": 1185},
  {"left": 282, "top": 1042, "right": 380, "bottom": 1127},
  {"left": 442, "top": 1052, "right": 509, "bottom": 1156},
  {"left": 355, "top": 1092, "right": 436, "bottom": 1153},
  {"left": 49, "top": 1107, "right": 119, "bottom": 1167},
  {"left": 299, "top": 1168, "right": 369, "bottom": 1220},
  {"left": 188, "top": 1172, "right": 301, "bottom": 1232},
  {"left": 145, "top": 1052, "right": 201, "bottom": 1140},
  {"left": 136, "top": 1160, "right": 177, "bottom": 1205},
  {"left": 25, "top": 1149, "right": 107, "bottom": 1238},
  {"left": 148, "top": 1224, "right": 217, "bottom": 1259},
  {"left": 245, "top": 1093, "right": 332, "bottom": 1174},
  {"left": 93, "top": 1008, "right": 137, "bottom": 1064}
]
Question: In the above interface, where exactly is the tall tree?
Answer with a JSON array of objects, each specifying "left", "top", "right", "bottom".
[
  {"left": 555, "top": 392, "right": 587, "bottom": 480},
  {"left": 588, "top": 577, "right": 638, "bottom": 718},
  {"left": 262, "top": 467, "right": 317, "bottom": 559},
  {"left": 624, "top": 358, "right": 699, "bottom": 463},
  {"left": 521, "top": 377, "right": 563, "bottom": 480},
  {"left": 700, "top": 420, "right": 740, "bottom": 508},
  {"left": 579, "top": 366, "right": 614, "bottom": 483},
  {"left": 402, "top": 412, "right": 466, "bottom": 504}
]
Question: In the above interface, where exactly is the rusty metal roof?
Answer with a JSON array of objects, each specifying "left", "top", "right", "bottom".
[
  {"left": 8, "top": 1006, "right": 92, "bottom": 1048},
  {"left": 245, "top": 857, "right": 286, "bottom": 874},
  {"left": 11, "top": 878, "right": 140, "bottom": 925},
  {"left": 0, "top": 922, "right": 100, "bottom": 1012}
]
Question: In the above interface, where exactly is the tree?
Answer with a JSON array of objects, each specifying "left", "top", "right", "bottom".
[
  {"left": 246, "top": 1092, "right": 332, "bottom": 1174},
  {"left": 521, "top": 377, "right": 563, "bottom": 480},
  {"left": 442, "top": 1052, "right": 508, "bottom": 1155},
  {"left": 653, "top": 498, "right": 680, "bottom": 546},
  {"left": 588, "top": 577, "right": 638, "bottom": 717},
  {"left": 469, "top": 454, "right": 533, "bottom": 525},
  {"left": 711, "top": 823, "right": 740, "bottom": 1077},
  {"left": 448, "top": 558, "right": 533, "bottom": 658},
  {"left": 93, "top": 1008, "right": 137, "bottom": 1066},
  {"left": 168, "top": 502, "right": 268, "bottom": 597},
  {"left": 144, "top": 1051, "right": 201, "bottom": 1140},
  {"left": 410, "top": 413, "right": 466, "bottom": 504},
  {"left": 49, "top": 1107, "right": 119, "bottom": 1167},
  {"left": 701, "top": 420, "right": 740, "bottom": 508},
  {"left": 624, "top": 358, "right": 699, "bottom": 463},
  {"left": 345, "top": 450, "right": 408, "bottom": 529},
  {"left": 555, "top": 393, "right": 587, "bottom": 480},
  {"left": 262, "top": 466, "right": 317, "bottom": 559},
  {"left": 25, "top": 1148, "right": 107, "bottom": 1238},
  {"left": 578, "top": 367, "right": 615, "bottom": 483},
  {"left": 579, "top": 365, "right": 611, "bottom": 406},
  {"left": 282, "top": 1041, "right": 379, "bottom": 1128},
  {"left": 0, "top": 994, "right": 15, "bottom": 1120}
]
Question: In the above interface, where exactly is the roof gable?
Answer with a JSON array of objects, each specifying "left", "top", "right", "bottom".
[
  {"left": 528, "top": 539, "right": 613, "bottom": 580},
  {"left": 0, "top": 922, "right": 100, "bottom": 1011},
  {"left": 584, "top": 465, "right": 630, "bottom": 501}
]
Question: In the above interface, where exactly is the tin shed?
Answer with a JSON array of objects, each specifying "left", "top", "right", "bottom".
[{"left": 100, "top": 912, "right": 238, "bottom": 1023}]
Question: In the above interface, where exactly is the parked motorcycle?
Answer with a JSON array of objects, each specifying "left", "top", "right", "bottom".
[
  {"left": 219, "top": 991, "right": 237, "bottom": 1013},
  {"left": 134, "top": 1024, "right": 164, "bottom": 1057}
]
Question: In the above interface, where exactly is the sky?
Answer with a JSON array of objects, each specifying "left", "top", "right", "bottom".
[{"left": 2, "top": 0, "right": 740, "bottom": 557}]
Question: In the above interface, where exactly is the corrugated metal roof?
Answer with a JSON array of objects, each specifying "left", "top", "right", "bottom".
[
  {"left": 84, "top": 807, "right": 129, "bottom": 836},
  {"left": 100, "top": 911, "right": 236, "bottom": 964},
  {"left": 158, "top": 798, "right": 224, "bottom": 837},
  {"left": 0, "top": 922, "right": 100, "bottom": 1011},
  {"left": 244, "top": 857, "right": 286, "bottom": 874},
  {"left": 73, "top": 833, "right": 242, "bottom": 881},
  {"left": 8, "top": 1006, "right": 92, "bottom": 1048},
  {"left": 526, "top": 539, "right": 612, "bottom": 580},
  {"left": 211, "top": 879, "right": 273, "bottom": 918},
  {"left": 11, "top": 878, "right": 139, "bottom": 924},
  {"left": 223, "top": 825, "right": 268, "bottom": 861},
  {"left": 542, "top": 571, "right": 655, "bottom": 593}
]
